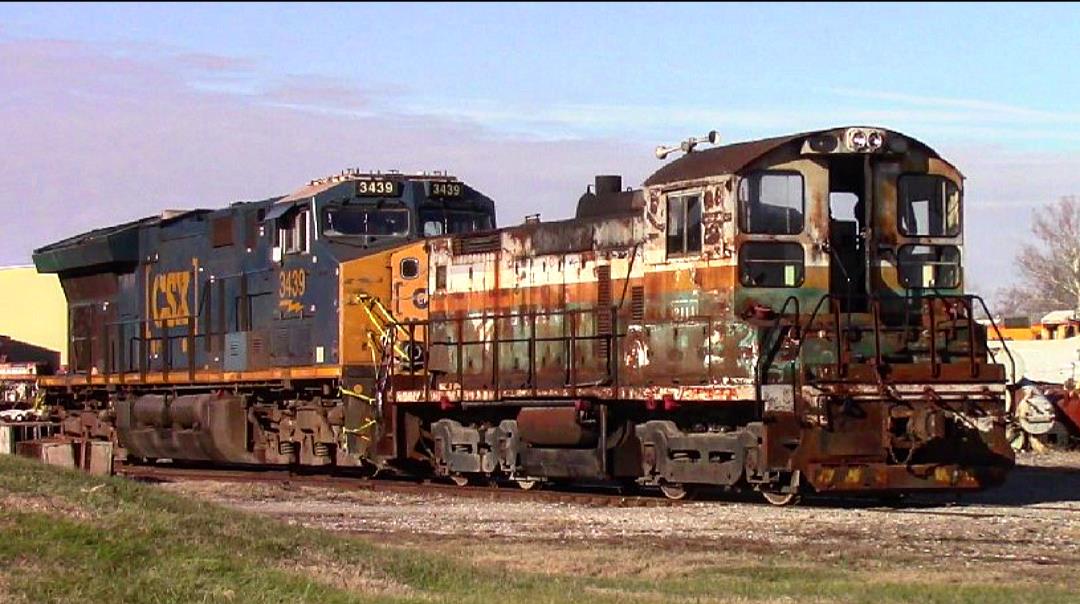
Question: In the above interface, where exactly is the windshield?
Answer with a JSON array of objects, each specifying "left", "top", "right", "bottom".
[
  {"left": 897, "top": 244, "right": 961, "bottom": 289},
  {"left": 420, "top": 209, "right": 493, "bottom": 237},
  {"left": 898, "top": 175, "right": 960, "bottom": 237},
  {"left": 323, "top": 207, "right": 409, "bottom": 236}
]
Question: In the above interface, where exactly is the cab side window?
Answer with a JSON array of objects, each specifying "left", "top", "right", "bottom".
[
  {"left": 279, "top": 208, "right": 310, "bottom": 254},
  {"left": 666, "top": 193, "right": 702, "bottom": 256},
  {"left": 740, "top": 242, "right": 805, "bottom": 288},
  {"left": 739, "top": 172, "right": 804, "bottom": 235}
]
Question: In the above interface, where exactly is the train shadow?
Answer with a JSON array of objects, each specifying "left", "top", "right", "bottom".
[
  {"left": 682, "top": 463, "right": 1080, "bottom": 509},
  {"left": 958, "top": 463, "right": 1080, "bottom": 506},
  {"left": 796, "top": 463, "right": 1080, "bottom": 510}
]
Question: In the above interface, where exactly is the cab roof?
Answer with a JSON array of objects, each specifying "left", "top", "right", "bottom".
[{"left": 643, "top": 126, "right": 950, "bottom": 187}]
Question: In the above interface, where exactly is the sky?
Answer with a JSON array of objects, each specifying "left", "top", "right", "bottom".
[{"left": 2, "top": 3, "right": 1080, "bottom": 302}]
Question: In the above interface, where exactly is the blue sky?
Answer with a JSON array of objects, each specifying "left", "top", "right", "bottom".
[
  {"left": 2, "top": 3, "right": 1080, "bottom": 297},
  {"left": 6, "top": 3, "right": 1080, "bottom": 145}
]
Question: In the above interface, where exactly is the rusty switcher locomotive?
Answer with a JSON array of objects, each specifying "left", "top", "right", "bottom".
[{"left": 33, "top": 127, "right": 1014, "bottom": 504}]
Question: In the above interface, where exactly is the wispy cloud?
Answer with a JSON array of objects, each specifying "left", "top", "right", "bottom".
[
  {"left": 2, "top": 33, "right": 1079, "bottom": 294},
  {"left": 174, "top": 52, "right": 256, "bottom": 73},
  {"left": 825, "top": 87, "right": 1080, "bottom": 123},
  {"left": 370, "top": 90, "right": 1080, "bottom": 148},
  {"left": 0, "top": 35, "right": 655, "bottom": 266}
]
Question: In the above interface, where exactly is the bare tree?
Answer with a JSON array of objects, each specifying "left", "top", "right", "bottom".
[{"left": 998, "top": 196, "right": 1080, "bottom": 319}]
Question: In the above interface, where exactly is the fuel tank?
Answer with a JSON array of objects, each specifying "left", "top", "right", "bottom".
[
  {"left": 516, "top": 406, "right": 597, "bottom": 447},
  {"left": 116, "top": 393, "right": 260, "bottom": 463}
]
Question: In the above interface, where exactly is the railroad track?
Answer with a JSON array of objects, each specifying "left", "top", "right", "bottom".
[
  {"left": 116, "top": 464, "right": 690, "bottom": 508},
  {"left": 119, "top": 463, "right": 1070, "bottom": 513}
]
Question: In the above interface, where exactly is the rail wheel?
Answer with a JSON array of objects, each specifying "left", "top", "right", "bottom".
[
  {"left": 516, "top": 479, "right": 539, "bottom": 491},
  {"left": 761, "top": 490, "right": 800, "bottom": 506},
  {"left": 761, "top": 470, "right": 802, "bottom": 506},
  {"left": 450, "top": 474, "right": 470, "bottom": 487},
  {"left": 659, "top": 483, "right": 695, "bottom": 501}
]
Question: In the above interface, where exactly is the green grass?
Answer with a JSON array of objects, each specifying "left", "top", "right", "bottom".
[{"left": 0, "top": 454, "right": 1074, "bottom": 603}]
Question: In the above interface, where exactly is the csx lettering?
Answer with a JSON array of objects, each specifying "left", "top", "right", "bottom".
[
  {"left": 279, "top": 269, "right": 307, "bottom": 299},
  {"left": 151, "top": 271, "right": 191, "bottom": 328}
]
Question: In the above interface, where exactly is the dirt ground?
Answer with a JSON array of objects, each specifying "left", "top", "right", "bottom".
[{"left": 164, "top": 451, "right": 1080, "bottom": 586}]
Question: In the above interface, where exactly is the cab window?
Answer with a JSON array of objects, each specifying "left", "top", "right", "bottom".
[
  {"left": 666, "top": 193, "right": 702, "bottom": 256},
  {"left": 740, "top": 242, "right": 804, "bottom": 287},
  {"left": 420, "top": 209, "right": 493, "bottom": 237},
  {"left": 897, "top": 245, "right": 961, "bottom": 289},
  {"left": 323, "top": 207, "right": 409, "bottom": 237},
  {"left": 280, "top": 208, "right": 310, "bottom": 254},
  {"left": 898, "top": 175, "right": 960, "bottom": 237},
  {"left": 739, "top": 172, "right": 804, "bottom": 235}
]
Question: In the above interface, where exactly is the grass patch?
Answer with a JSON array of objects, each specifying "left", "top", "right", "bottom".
[{"left": 0, "top": 454, "right": 1075, "bottom": 603}]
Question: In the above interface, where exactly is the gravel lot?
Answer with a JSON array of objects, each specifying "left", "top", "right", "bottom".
[{"left": 165, "top": 451, "right": 1080, "bottom": 584}]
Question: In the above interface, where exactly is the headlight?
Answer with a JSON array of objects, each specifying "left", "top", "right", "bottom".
[
  {"left": 849, "top": 129, "right": 867, "bottom": 150},
  {"left": 867, "top": 131, "right": 884, "bottom": 150}
]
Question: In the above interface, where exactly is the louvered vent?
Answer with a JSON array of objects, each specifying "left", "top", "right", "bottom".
[
  {"left": 452, "top": 232, "right": 501, "bottom": 255},
  {"left": 631, "top": 286, "right": 645, "bottom": 322},
  {"left": 596, "top": 265, "right": 612, "bottom": 360}
]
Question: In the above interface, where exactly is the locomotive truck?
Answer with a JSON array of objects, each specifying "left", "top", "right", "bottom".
[{"left": 32, "top": 127, "right": 1015, "bottom": 504}]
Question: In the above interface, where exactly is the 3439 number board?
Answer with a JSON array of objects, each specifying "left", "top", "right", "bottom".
[
  {"left": 429, "top": 181, "right": 464, "bottom": 198},
  {"left": 355, "top": 180, "right": 402, "bottom": 197}
]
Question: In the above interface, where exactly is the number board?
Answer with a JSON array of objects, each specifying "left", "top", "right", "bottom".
[
  {"left": 355, "top": 180, "right": 402, "bottom": 197},
  {"left": 428, "top": 181, "right": 464, "bottom": 198}
]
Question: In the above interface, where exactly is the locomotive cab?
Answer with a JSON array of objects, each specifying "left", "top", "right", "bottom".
[
  {"left": 643, "top": 126, "right": 1010, "bottom": 496},
  {"left": 275, "top": 173, "right": 496, "bottom": 256}
]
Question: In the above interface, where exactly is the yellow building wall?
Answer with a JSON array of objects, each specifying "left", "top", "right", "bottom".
[{"left": 0, "top": 266, "right": 67, "bottom": 364}]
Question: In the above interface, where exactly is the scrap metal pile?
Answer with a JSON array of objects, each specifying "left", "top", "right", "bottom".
[{"left": 987, "top": 313, "right": 1080, "bottom": 450}]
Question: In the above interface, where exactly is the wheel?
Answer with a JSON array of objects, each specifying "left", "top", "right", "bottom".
[
  {"left": 761, "top": 490, "right": 801, "bottom": 506},
  {"left": 659, "top": 483, "right": 694, "bottom": 501},
  {"left": 1006, "top": 424, "right": 1029, "bottom": 451},
  {"left": 450, "top": 474, "right": 470, "bottom": 487},
  {"left": 516, "top": 479, "right": 539, "bottom": 491}
]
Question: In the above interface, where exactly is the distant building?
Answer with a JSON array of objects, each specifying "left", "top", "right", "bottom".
[
  {"left": 1037, "top": 310, "right": 1079, "bottom": 340},
  {"left": 0, "top": 266, "right": 67, "bottom": 365},
  {"left": 982, "top": 310, "right": 1080, "bottom": 342}
]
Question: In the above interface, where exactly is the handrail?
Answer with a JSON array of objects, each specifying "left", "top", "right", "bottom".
[
  {"left": 400, "top": 306, "right": 629, "bottom": 398},
  {"left": 870, "top": 297, "right": 883, "bottom": 369},
  {"left": 755, "top": 295, "right": 802, "bottom": 406},
  {"left": 780, "top": 292, "right": 1011, "bottom": 385},
  {"left": 968, "top": 294, "right": 1017, "bottom": 386},
  {"left": 398, "top": 305, "right": 734, "bottom": 399},
  {"left": 965, "top": 298, "right": 978, "bottom": 378},
  {"left": 926, "top": 297, "right": 939, "bottom": 378}
]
